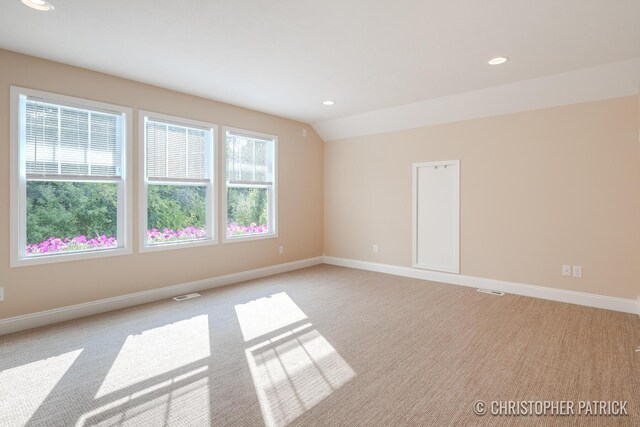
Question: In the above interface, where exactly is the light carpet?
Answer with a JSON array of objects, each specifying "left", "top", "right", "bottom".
[{"left": 1, "top": 265, "right": 639, "bottom": 426}]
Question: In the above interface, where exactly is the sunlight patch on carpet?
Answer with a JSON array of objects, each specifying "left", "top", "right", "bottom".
[
  {"left": 235, "top": 292, "right": 308, "bottom": 342},
  {"left": 77, "top": 367, "right": 209, "bottom": 426},
  {"left": 237, "top": 293, "right": 356, "bottom": 426},
  {"left": 95, "top": 315, "right": 210, "bottom": 398},
  {"left": 0, "top": 349, "right": 83, "bottom": 426}
]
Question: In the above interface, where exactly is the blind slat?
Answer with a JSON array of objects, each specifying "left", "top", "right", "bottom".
[
  {"left": 146, "top": 119, "right": 210, "bottom": 180},
  {"left": 225, "top": 131, "right": 274, "bottom": 184},
  {"left": 25, "top": 99, "right": 123, "bottom": 177}
]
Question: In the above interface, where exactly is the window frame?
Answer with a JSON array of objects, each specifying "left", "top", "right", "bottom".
[
  {"left": 222, "top": 126, "right": 278, "bottom": 244},
  {"left": 138, "top": 111, "right": 218, "bottom": 253},
  {"left": 10, "top": 86, "right": 133, "bottom": 267}
]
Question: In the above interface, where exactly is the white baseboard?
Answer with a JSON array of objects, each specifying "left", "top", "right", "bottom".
[
  {"left": 323, "top": 256, "right": 640, "bottom": 315},
  {"left": 2, "top": 255, "right": 635, "bottom": 337},
  {"left": 0, "top": 256, "right": 324, "bottom": 336}
]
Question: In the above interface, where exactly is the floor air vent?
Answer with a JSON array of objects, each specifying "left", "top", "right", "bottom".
[
  {"left": 476, "top": 288, "right": 505, "bottom": 296},
  {"left": 172, "top": 293, "right": 201, "bottom": 301}
]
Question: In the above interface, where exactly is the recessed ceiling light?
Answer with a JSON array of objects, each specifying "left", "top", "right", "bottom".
[
  {"left": 21, "top": 0, "right": 55, "bottom": 11},
  {"left": 488, "top": 57, "right": 508, "bottom": 65},
  {"left": 322, "top": 100, "right": 335, "bottom": 106}
]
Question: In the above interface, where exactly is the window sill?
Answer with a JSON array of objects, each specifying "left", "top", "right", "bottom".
[
  {"left": 139, "top": 238, "right": 218, "bottom": 253},
  {"left": 222, "top": 232, "right": 278, "bottom": 244},
  {"left": 11, "top": 247, "right": 132, "bottom": 268}
]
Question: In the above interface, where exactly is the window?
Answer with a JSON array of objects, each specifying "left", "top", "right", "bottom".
[
  {"left": 140, "top": 112, "right": 216, "bottom": 251},
  {"left": 10, "top": 87, "right": 132, "bottom": 266},
  {"left": 224, "top": 127, "right": 277, "bottom": 241}
]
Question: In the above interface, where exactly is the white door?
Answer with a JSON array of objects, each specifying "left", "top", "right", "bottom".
[{"left": 413, "top": 160, "right": 460, "bottom": 273}]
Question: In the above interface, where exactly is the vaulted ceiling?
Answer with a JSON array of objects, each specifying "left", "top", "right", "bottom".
[{"left": 2, "top": 0, "right": 639, "bottom": 126}]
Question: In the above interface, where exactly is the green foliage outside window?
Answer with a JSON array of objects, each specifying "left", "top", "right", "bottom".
[
  {"left": 227, "top": 187, "right": 268, "bottom": 226},
  {"left": 147, "top": 185, "right": 206, "bottom": 231},
  {"left": 26, "top": 181, "right": 118, "bottom": 246},
  {"left": 26, "top": 182, "right": 269, "bottom": 248}
]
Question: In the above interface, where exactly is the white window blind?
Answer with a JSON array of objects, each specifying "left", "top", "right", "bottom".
[
  {"left": 226, "top": 131, "right": 274, "bottom": 184},
  {"left": 25, "top": 98, "right": 123, "bottom": 178},
  {"left": 146, "top": 118, "right": 210, "bottom": 181}
]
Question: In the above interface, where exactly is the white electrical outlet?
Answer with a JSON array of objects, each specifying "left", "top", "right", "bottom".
[
  {"left": 0, "top": 287, "right": 4, "bottom": 302},
  {"left": 373, "top": 245, "right": 378, "bottom": 254},
  {"left": 572, "top": 265, "right": 583, "bottom": 278},
  {"left": 562, "top": 265, "right": 571, "bottom": 276},
  {"left": 279, "top": 245, "right": 284, "bottom": 255},
  {"left": 302, "top": 128, "right": 307, "bottom": 137}
]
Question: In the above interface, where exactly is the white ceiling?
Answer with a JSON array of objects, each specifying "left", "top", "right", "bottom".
[{"left": 1, "top": 0, "right": 639, "bottom": 126}]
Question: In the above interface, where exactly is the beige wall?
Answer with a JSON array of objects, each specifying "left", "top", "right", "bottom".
[
  {"left": 0, "top": 50, "right": 324, "bottom": 319},
  {"left": 1, "top": 49, "right": 637, "bottom": 321},
  {"left": 325, "top": 96, "right": 640, "bottom": 299}
]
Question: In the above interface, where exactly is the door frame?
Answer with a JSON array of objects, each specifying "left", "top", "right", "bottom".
[{"left": 412, "top": 160, "right": 460, "bottom": 273}]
